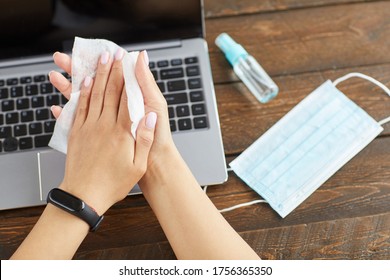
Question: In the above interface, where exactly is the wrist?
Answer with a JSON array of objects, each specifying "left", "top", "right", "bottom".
[
  {"left": 47, "top": 188, "right": 104, "bottom": 231},
  {"left": 57, "top": 183, "right": 108, "bottom": 216}
]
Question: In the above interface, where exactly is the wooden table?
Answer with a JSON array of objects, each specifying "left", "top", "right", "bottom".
[{"left": 1, "top": 0, "right": 389, "bottom": 259}]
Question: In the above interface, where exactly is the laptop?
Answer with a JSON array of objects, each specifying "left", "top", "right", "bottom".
[{"left": 0, "top": 0, "right": 227, "bottom": 210}]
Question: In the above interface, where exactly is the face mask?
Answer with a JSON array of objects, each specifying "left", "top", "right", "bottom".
[{"left": 230, "top": 73, "right": 390, "bottom": 218}]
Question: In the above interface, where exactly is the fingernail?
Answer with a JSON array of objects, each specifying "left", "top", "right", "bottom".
[
  {"left": 146, "top": 112, "right": 157, "bottom": 129},
  {"left": 143, "top": 50, "right": 149, "bottom": 67},
  {"left": 115, "top": 48, "right": 124, "bottom": 61},
  {"left": 53, "top": 52, "right": 59, "bottom": 59},
  {"left": 84, "top": 76, "right": 92, "bottom": 87},
  {"left": 48, "top": 70, "right": 54, "bottom": 78},
  {"left": 100, "top": 51, "right": 110, "bottom": 65}
]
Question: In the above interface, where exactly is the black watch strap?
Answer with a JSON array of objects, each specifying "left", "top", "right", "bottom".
[{"left": 47, "top": 188, "right": 104, "bottom": 232}]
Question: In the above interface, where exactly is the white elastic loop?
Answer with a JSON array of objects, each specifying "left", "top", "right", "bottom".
[
  {"left": 333, "top": 72, "right": 390, "bottom": 97},
  {"left": 379, "top": 116, "right": 390, "bottom": 126},
  {"left": 333, "top": 72, "right": 390, "bottom": 125},
  {"left": 203, "top": 185, "right": 268, "bottom": 213},
  {"left": 219, "top": 200, "right": 268, "bottom": 213}
]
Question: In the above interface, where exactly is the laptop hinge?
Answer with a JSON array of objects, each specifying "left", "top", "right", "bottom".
[{"left": 121, "top": 39, "right": 182, "bottom": 52}]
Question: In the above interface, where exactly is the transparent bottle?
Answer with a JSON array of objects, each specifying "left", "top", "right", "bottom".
[{"left": 215, "top": 33, "right": 278, "bottom": 103}]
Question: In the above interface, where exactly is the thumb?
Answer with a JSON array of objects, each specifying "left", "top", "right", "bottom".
[
  {"left": 134, "top": 112, "right": 157, "bottom": 169},
  {"left": 50, "top": 105, "right": 63, "bottom": 119}
]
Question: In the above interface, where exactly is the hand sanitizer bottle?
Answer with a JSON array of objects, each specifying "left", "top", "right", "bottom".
[{"left": 215, "top": 33, "right": 278, "bottom": 103}]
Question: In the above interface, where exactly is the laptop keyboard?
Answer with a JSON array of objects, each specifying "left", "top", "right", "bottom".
[
  {"left": 149, "top": 56, "right": 209, "bottom": 132},
  {"left": 0, "top": 56, "right": 208, "bottom": 153},
  {"left": 0, "top": 74, "right": 68, "bottom": 153}
]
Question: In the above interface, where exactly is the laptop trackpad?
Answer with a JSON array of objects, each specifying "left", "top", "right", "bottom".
[{"left": 38, "top": 150, "right": 66, "bottom": 201}]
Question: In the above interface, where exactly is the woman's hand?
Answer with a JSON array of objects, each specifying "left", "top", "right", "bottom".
[
  {"left": 55, "top": 50, "right": 157, "bottom": 215},
  {"left": 50, "top": 51, "right": 175, "bottom": 189}
]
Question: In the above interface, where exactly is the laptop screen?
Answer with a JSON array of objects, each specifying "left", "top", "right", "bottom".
[{"left": 0, "top": 0, "right": 203, "bottom": 61}]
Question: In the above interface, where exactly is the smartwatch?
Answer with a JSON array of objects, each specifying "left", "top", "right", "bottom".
[{"left": 47, "top": 188, "right": 104, "bottom": 232}]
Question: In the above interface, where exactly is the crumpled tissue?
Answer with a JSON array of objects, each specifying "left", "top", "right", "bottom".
[{"left": 49, "top": 37, "right": 145, "bottom": 154}]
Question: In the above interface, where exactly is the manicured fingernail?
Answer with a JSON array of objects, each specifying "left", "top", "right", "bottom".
[
  {"left": 143, "top": 50, "right": 149, "bottom": 67},
  {"left": 100, "top": 51, "right": 110, "bottom": 65},
  {"left": 84, "top": 76, "right": 92, "bottom": 87},
  {"left": 146, "top": 112, "right": 157, "bottom": 129},
  {"left": 115, "top": 48, "right": 124, "bottom": 61},
  {"left": 53, "top": 52, "right": 59, "bottom": 59}
]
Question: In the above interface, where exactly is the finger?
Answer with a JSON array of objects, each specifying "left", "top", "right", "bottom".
[
  {"left": 53, "top": 52, "right": 72, "bottom": 75},
  {"left": 117, "top": 88, "right": 131, "bottom": 128},
  {"left": 134, "top": 112, "right": 157, "bottom": 170},
  {"left": 101, "top": 48, "right": 125, "bottom": 121},
  {"left": 50, "top": 105, "right": 63, "bottom": 119},
  {"left": 73, "top": 76, "right": 93, "bottom": 129},
  {"left": 49, "top": 70, "right": 72, "bottom": 100},
  {"left": 135, "top": 51, "right": 170, "bottom": 134},
  {"left": 135, "top": 51, "right": 167, "bottom": 111},
  {"left": 87, "top": 51, "right": 113, "bottom": 121}
]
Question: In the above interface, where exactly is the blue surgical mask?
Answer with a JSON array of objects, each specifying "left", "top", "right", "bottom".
[{"left": 230, "top": 73, "right": 390, "bottom": 218}]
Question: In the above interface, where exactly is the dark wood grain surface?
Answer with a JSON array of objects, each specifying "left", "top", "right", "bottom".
[{"left": 0, "top": 0, "right": 389, "bottom": 259}]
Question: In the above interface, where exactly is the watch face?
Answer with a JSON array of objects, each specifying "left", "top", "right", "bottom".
[{"left": 50, "top": 189, "right": 84, "bottom": 212}]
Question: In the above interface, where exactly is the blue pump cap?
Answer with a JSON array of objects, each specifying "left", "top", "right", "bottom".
[{"left": 215, "top": 33, "right": 248, "bottom": 66}]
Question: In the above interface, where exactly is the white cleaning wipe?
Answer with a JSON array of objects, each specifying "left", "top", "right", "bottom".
[{"left": 49, "top": 37, "right": 145, "bottom": 154}]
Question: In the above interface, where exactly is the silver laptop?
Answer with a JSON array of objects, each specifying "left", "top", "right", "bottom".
[{"left": 0, "top": 0, "right": 227, "bottom": 210}]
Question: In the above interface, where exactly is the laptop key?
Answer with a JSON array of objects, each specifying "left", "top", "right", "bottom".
[
  {"left": 35, "top": 135, "right": 51, "bottom": 148},
  {"left": 20, "top": 76, "right": 33, "bottom": 84},
  {"left": 151, "top": 70, "right": 158, "bottom": 80},
  {"left": 190, "top": 91, "right": 204, "bottom": 102},
  {"left": 6, "top": 78, "right": 18, "bottom": 86},
  {"left": 46, "top": 95, "right": 60, "bottom": 106},
  {"left": 186, "top": 66, "right": 200, "bottom": 77},
  {"left": 194, "top": 117, "right": 208, "bottom": 129},
  {"left": 3, "top": 137, "right": 18, "bottom": 152},
  {"left": 178, "top": 118, "right": 192, "bottom": 130},
  {"left": 0, "top": 140, "right": 2, "bottom": 152},
  {"left": 168, "top": 107, "right": 175, "bottom": 118},
  {"left": 0, "top": 79, "right": 4, "bottom": 87},
  {"left": 10, "top": 86, "right": 23, "bottom": 98},
  {"left": 6, "top": 112, "right": 19, "bottom": 124},
  {"left": 192, "top": 104, "right": 206, "bottom": 115},
  {"left": 149, "top": 62, "right": 156, "bottom": 69},
  {"left": 40, "top": 83, "right": 54, "bottom": 94},
  {"left": 185, "top": 57, "right": 198, "bottom": 64},
  {"left": 25, "top": 84, "right": 38, "bottom": 96},
  {"left": 17, "top": 98, "right": 30, "bottom": 110},
  {"left": 188, "top": 78, "right": 202, "bottom": 89},
  {"left": 157, "top": 82, "right": 166, "bottom": 93},
  {"left": 0, "top": 88, "right": 9, "bottom": 99},
  {"left": 21, "top": 111, "right": 34, "bottom": 122},
  {"left": 14, "top": 124, "right": 27, "bottom": 137},
  {"left": 157, "top": 60, "right": 169, "bottom": 68},
  {"left": 176, "top": 105, "right": 190, "bottom": 117},
  {"left": 0, "top": 114, "right": 3, "bottom": 125},
  {"left": 171, "top": 58, "right": 183, "bottom": 66},
  {"left": 164, "top": 93, "right": 188, "bottom": 105},
  {"left": 44, "top": 120, "right": 56, "bottom": 133},
  {"left": 160, "top": 68, "right": 184, "bottom": 80},
  {"left": 168, "top": 80, "right": 186, "bottom": 92},
  {"left": 29, "top": 123, "right": 43, "bottom": 135},
  {"left": 61, "top": 95, "right": 68, "bottom": 105},
  {"left": 0, "top": 126, "right": 12, "bottom": 138},
  {"left": 36, "top": 109, "right": 50, "bottom": 120},
  {"left": 32, "top": 96, "right": 44, "bottom": 108},
  {"left": 169, "top": 120, "right": 177, "bottom": 132},
  {"left": 19, "top": 137, "right": 33, "bottom": 150},
  {"left": 34, "top": 75, "right": 46, "bottom": 82},
  {"left": 1, "top": 100, "right": 15, "bottom": 111}
]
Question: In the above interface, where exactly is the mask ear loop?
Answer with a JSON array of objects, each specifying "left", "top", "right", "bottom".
[{"left": 333, "top": 72, "right": 390, "bottom": 125}]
